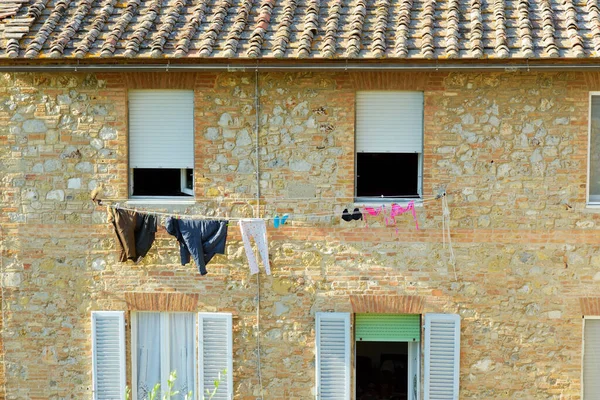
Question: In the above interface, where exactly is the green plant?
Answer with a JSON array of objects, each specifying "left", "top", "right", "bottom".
[{"left": 125, "top": 369, "right": 226, "bottom": 400}]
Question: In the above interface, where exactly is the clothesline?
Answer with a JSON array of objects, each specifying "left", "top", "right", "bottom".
[
  {"left": 94, "top": 193, "right": 446, "bottom": 204},
  {"left": 104, "top": 195, "right": 443, "bottom": 222}
]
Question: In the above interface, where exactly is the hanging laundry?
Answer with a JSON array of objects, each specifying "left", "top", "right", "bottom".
[
  {"left": 165, "top": 218, "right": 228, "bottom": 276},
  {"left": 239, "top": 219, "right": 271, "bottom": 275},
  {"left": 273, "top": 214, "right": 289, "bottom": 228},
  {"left": 341, "top": 208, "right": 362, "bottom": 222},
  {"left": 363, "top": 205, "right": 383, "bottom": 227},
  {"left": 107, "top": 207, "right": 157, "bottom": 262},
  {"left": 389, "top": 201, "right": 419, "bottom": 230}
]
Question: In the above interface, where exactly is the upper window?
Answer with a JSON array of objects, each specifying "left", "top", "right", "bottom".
[
  {"left": 583, "top": 317, "right": 600, "bottom": 399},
  {"left": 128, "top": 90, "right": 194, "bottom": 198},
  {"left": 589, "top": 94, "right": 600, "bottom": 204},
  {"left": 355, "top": 91, "right": 424, "bottom": 201}
]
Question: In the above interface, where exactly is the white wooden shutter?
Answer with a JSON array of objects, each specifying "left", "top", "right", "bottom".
[
  {"left": 129, "top": 90, "right": 194, "bottom": 169},
  {"left": 92, "top": 311, "right": 125, "bottom": 400},
  {"left": 584, "top": 318, "right": 600, "bottom": 399},
  {"left": 198, "top": 313, "right": 233, "bottom": 400},
  {"left": 424, "top": 313, "right": 460, "bottom": 400},
  {"left": 315, "top": 312, "right": 351, "bottom": 400},
  {"left": 356, "top": 91, "right": 423, "bottom": 153}
]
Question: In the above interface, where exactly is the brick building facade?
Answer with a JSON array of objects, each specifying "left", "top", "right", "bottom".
[{"left": 0, "top": 69, "right": 599, "bottom": 399}]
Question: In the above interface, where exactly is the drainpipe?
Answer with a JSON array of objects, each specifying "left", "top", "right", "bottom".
[{"left": 2, "top": 61, "right": 600, "bottom": 72}]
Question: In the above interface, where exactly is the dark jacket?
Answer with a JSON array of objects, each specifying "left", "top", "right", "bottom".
[
  {"left": 108, "top": 208, "right": 157, "bottom": 262},
  {"left": 165, "top": 218, "right": 228, "bottom": 275}
]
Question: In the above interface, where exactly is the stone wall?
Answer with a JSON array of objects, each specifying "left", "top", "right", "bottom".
[{"left": 0, "top": 70, "right": 599, "bottom": 399}]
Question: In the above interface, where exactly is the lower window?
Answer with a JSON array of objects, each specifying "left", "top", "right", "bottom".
[
  {"left": 91, "top": 311, "right": 233, "bottom": 400},
  {"left": 355, "top": 314, "right": 420, "bottom": 400},
  {"left": 132, "top": 312, "right": 196, "bottom": 400},
  {"left": 315, "top": 312, "right": 460, "bottom": 400}
]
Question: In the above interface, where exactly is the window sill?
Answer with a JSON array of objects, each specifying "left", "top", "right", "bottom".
[{"left": 127, "top": 197, "right": 196, "bottom": 206}]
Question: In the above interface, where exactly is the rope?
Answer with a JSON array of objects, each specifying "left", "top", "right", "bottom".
[{"left": 442, "top": 194, "right": 458, "bottom": 281}]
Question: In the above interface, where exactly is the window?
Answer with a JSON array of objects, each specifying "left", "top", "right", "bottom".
[
  {"left": 583, "top": 317, "right": 600, "bottom": 399},
  {"left": 315, "top": 312, "right": 460, "bottom": 400},
  {"left": 91, "top": 311, "right": 233, "bottom": 400},
  {"left": 132, "top": 312, "right": 196, "bottom": 399},
  {"left": 129, "top": 90, "right": 194, "bottom": 198},
  {"left": 355, "top": 91, "right": 424, "bottom": 200},
  {"left": 589, "top": 94, "right": 600, "bottom": 204}
]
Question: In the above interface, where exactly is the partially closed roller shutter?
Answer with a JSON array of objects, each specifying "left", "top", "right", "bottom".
[
  {"left": 356, "top": 91, "right": 424, "bottom": 154},
  {"left": 355, "top": 314, "right": 420, "bottom": 342},
  {"left": 129, "top": 90, "right": 194, "bottom": 169}
]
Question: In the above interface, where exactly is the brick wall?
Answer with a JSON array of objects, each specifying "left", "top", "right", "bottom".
[{"left": 0, "top": 70, "right": 598, "bottom": 399}]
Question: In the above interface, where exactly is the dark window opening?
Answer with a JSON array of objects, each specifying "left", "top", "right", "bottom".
[
  {"left": 356, "top": 341, "right": 408, "bottom": 400},
  {"left": 132, "top": 168, "right": 193, "bottom": 197},
  {"left": 357, "top": 153, "right": 419, "bottom": 198}
]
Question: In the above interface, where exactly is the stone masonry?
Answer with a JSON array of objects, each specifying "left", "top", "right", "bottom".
[{"left": 0, "top": 70, "right": 599, "bottom": 399}]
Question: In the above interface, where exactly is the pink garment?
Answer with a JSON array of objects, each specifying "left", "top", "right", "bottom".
[
  {"left": 363, "top": 206, "right": 383, "bottom": 227},
  {"left": 389, "top": 201, "right": 419, "bottom": 230}
]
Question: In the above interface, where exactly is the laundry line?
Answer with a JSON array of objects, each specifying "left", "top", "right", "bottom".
[
  {"left": 92, "top": 193, "right": 445, "bottom": 204},
  {"left": 101, "top": 195, "right": 443, "bottom": 223}
]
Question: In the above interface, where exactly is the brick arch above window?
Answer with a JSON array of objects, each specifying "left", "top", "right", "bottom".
[
  {"left": 125, "top": 292, "right": 199, "bottom": 312},
  {"left": 344, "top": 71, "right": 444, "bottom": 91},
  {"left": 350, "top": 294, "right": 424, "bottom": 314}
]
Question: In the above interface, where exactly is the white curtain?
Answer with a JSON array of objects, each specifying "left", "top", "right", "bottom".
[
  {"left": 136, "top": 313, "right": 162, "bottom": 400},
  {"left": 169, "top": 313, "right": 195, "bottom": 400}
]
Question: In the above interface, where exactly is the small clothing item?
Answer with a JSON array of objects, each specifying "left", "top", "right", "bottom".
[
  {"left": 342, "top": 208, "right": 363, "bottom": 222},
  {"left": 165, "top": 218, "right": 228, "bottom": 275},
  {"left": 238, "top": 219, "right": 271, "bottom": 275},
  {"left": 389, "top": 201, "right": 419, "bottom": 230},
  {"left": 273, "top": 214, "right": 289, "bottom": 228},
  {"left": 107, "top": 207, "right": 157, "bottom": 262},
  {"left": 363, "top": 206, "right": 383, "bottom": 227}
]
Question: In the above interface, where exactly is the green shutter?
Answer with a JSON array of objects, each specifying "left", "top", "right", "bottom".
[{"left": 355, "top": 314, "right": 421, "bottom": 342}]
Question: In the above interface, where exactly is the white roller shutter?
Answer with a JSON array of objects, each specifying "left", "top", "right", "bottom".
[
  {"left": 424, "top": 313, "right": 460, "bottom": 400},
  {"left": 198, "top": 313, "right": 233, "bottom": 400},
  {"left": 356, "top": 91, "right": 423, "bottom": 153},
  {"left": 92, "top": 311, "right": 126, "bottom": 400},
  {"left": 584, "top": 318, "right": 600, "bottom": 399},
  {"left": 315, "top": 312, "right": 350, "bottom": 400},
  {"left": 129, "top": 90, "right": 194, "bottom": 169}
]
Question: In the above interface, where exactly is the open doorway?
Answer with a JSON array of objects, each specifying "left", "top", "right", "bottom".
[{"left": 355, "top": 314, "right": 420, "bottom": 400}]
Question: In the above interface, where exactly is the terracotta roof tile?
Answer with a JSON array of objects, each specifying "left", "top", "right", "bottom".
[
  {"left": 246, "top": 0, "right": 274, "bottom": 58},
  {"left": 1, "top": 0, "right": 600, "bottom": 59},
  {"left": 321, "top": 0, "right": 341, "bottom": 58},
  {"left": 74, "top": 0, "right": 116, "bottom": 58},
  {"left": 175, "top": 0, "right": 208, "bottom": 57},
  {"left": 271, "top": 0, "right": 296, "bottom": 58},
  {"left": 100, "top": 0, "right": 140, "bottom": 58}
]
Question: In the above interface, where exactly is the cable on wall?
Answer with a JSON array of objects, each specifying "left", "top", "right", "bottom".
[{"left": 253, "top": 66, "right": 264, "bottom": 400}]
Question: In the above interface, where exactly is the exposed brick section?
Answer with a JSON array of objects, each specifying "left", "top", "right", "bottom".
[
  {"left": 125, "top": 292, "right": 199, "bottom": 311},
  {"left": 349, "top": 71, "right": 432, "bottom": 90},
  {"left": 122, "top": 72, "right": 208, "bottom": 89},
  {"left": 581, "top": 298, "right": 600, "bottom": 315},
  {"left": 350, "top": 295, "right": 424, "bottom": 314}
]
